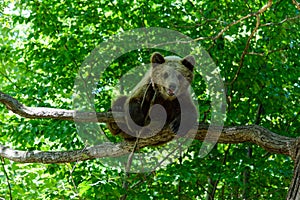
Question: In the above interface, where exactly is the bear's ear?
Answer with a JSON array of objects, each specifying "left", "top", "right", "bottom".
[
  {"left": 182, "top": 55, "right": 195, "bottom": 71},
  {"left": 151, "top": 52, "right": 165, "bottom": 68}
]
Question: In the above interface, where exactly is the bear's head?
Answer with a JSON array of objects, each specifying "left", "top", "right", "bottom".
[{"left": 150, "top": 52, "right": 195, "bottom": 100}]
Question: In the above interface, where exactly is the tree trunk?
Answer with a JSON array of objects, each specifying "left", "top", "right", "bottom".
[{"left": 287, "top": 139, "right": 300, "bottom": 200}]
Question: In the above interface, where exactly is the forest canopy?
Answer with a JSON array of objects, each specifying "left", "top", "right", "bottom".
[{"left": 0, "top": 0, "right": 299, "bottom": 199}]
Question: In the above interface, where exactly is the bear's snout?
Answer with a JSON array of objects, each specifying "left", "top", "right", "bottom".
[
  {"left": 166, "top": 83, "right": 177, "bottom": 96},
  {"left": 169, "top": 83, "right": 177, "bottom": 91}
]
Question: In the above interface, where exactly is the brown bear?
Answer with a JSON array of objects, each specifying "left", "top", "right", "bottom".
[{"left": 107, "top": 52, "right": 197, "bottom": 141}]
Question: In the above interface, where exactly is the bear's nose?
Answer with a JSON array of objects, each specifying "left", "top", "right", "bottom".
[{"left": 169, "top": 84, "right": 177, "bottom": 91}]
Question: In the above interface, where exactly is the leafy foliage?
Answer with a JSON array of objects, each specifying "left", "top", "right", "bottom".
[{"left": 0, "top": 0, "right": 299, "bottom": 199}]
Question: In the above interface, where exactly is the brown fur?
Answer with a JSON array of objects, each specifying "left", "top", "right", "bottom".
[{"left": 107, "top": 52, "right": 197, "bottom": 142}]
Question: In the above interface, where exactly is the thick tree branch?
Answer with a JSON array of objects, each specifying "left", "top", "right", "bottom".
[
  {"left": 288, "top": 140, "right": 300, "bottom": 199},
  {"left": 0, "top": 91, "right": 117, "bottom": 123},
  {"left": 196, "top": 124, "right": 295, "bottom": 157},
  {"left": 0, "top": 124, "right": 296, "bottom": 163},
  {"left": 0, "top": 143, "right": 131, "bottom": 163},
  {"left": 0, "top": 91, "right": 297, "bottom": 163}
]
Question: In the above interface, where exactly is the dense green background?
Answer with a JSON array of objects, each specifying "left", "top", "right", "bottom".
[{"left": 0, "top": 0, "right": 299, "bottom": 199}]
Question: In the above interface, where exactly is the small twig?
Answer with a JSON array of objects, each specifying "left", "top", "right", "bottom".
[
  {"left": 120, "top": 134, "right": 140, "bottom": 200},
  {"left": 285, "top": 111, "right": 300, "bottom": 133},
  {"left": 1, "top": 157, "right": 13, "bottom": 200},
  {"left": 68, "top": 162, "right": 80, "bottom": 199},
  {"left": 207, "top": 0, "right": 273, "bottom": 51},
  {"left": 247, "top": 47, "right": 289, "bottom": 56},
  {"left": 227, "top": 14, "right": 261, "bottom": 86},
  {"left": 213, "top": 0, "right": 272, "bottom": 41},
  {"left": 261, "top": 15, "right": 300, "bottom": 27},
  {"left": 212, "top": 13, "right": 256, "bottom": 41},
  {"left": 130, "top": 138, "right": 191, "bottom": 190},
  {"left": 225, "top": 0, "right": 273, "bottom": 86}
]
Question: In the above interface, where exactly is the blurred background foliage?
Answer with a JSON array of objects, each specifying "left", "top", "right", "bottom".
[{"left": 0, "top": 0, "right": 299, "bottom": 199}]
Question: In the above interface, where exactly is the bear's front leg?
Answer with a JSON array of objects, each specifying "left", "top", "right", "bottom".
[
  {"left": 107, "top": 96, "right": 135, "bottom": 140},
  {"left": 107, "top": 96, "right": 127, "bottom": 136},
  {"left": 170, "top": 102, "right": 197, "bottom": 136},
  {"left": 126, "top": 98, "right": 167, "bottom": 138},
  {"left": 125, "top": 97, "right": 148, "bottom": 136}
]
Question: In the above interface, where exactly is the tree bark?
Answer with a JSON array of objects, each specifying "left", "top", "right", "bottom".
[
  {"left": 287, "top": 139, "right": 300, "bottom": 199},
  {"left": 0, "top": 91, "right": 295, "bottom": 156},
  {"left": 1, "top": 91, "right": 299, "bottom": 199}
]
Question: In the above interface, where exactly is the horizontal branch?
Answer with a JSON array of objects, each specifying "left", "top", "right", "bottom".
[
  {"left": 0, "top": 124, "right": 295, "bottom": 163},
  {"left": 247, "top": 47, "right": 289, "bottom": 56},
  {"left": 0, "top": 91, "right": 117, "bottom": 122},
  {"left": 195, "top": 124, "right": 295, "bottom": 156},
  {"left": 0, "top": 91, "right": 297, "bottom": 163},
  {"left": 0, "top": 143, "right": 130, "bottom": 163},
  {"left": 261, "top": 15, "right": 300, "bottom": 27}
]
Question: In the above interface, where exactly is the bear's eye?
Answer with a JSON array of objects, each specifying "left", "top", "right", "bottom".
[{"left": 163, "top": 72, "right": 169, "bottom": 79}]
